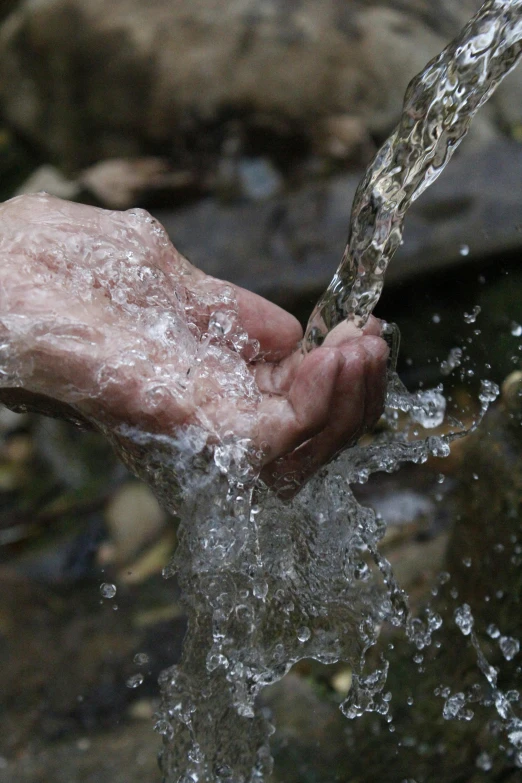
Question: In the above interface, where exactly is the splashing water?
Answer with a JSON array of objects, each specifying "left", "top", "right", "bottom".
[
  {"left": 145, "top": 2, "right": 522, "bottom": 780},
  {"left": 1, "top": 2, "right": 520, "bottom": 782}
]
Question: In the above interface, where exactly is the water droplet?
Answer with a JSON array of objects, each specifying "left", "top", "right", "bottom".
[
  {"left": 508, "top": 729, "right": 522, "bottom": 748},
  {"left": 499, "top": 635, "right": 520, "bottom": 661},
  {"left": 133, "top": 653, "right": 150, "bottom": 666},
  {"left": 215, "top": 764, "right": 233, "bottom": 779},
  {"left": 479, "top": 379, "right": 499, "bottom": 405},
  {"left": 454, "top": 604, "right": 474, "bottom": 635},
  {"left": 154, "top": 719, "right": 174, "bottom": 739},
  {"left": 354, "top": 561, "right": 370, "bottom": 581},
  {"left": 126, "top": 673, "right": 144, "bottom": 689},
  {"left": 459, "top": 244, "right": 470, "bottom": 256},
  {"left": 443, "top": 692, "right": 474, "bottom": 721},
  {"left": 100, "top": 582, "right": 117, "bottom": 599},
  {"left": 440, "top": 347, "right": 463, "bottom": 376},
  {"left": 297, "top": 626, "right": 311, "bottom": 643},
  {"left": 475, "top": 751, "right": 492, "bottom": 771},
  {"left": 463, "top": 305, "right": 481, "bottom": 324}
]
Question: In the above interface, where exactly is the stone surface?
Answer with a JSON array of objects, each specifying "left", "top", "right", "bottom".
[
  {"left": 0, "top": 0, "right": 501, "bottom": 171},
  {"left": 103, "top": 481, "right": 167, "bottom": 566},
  {"left": 153, "top": 138, "right": 522, "bottom": 310}
]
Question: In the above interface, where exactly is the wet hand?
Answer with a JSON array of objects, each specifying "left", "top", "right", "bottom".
[{"left": 0, "top": 193, "right": 388, "bottom": 493}]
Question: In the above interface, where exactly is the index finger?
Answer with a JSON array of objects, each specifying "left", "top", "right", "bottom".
[{"left": 233, "top": 285, "right": 303, "bottom": 361}]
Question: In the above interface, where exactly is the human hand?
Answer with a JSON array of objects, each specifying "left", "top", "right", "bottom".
[{"left": 0, "top": 193, "right": 388, "bottom": 494}]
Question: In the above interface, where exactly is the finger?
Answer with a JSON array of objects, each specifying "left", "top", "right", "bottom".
[
  {"left": 262, "top": 335, "right": 389, "bottom": 496},
  {"left": 254, "top": 314, "right": 384, "bottom": 396},
  {"left": 322, "top": 315, "right": 383, "bottom": 347},
  {"left": 233, "top": 285, "right": 303, "bottom": 360},
  {"left": 255, "top": 347, "right": 343, "bottom": 460}
]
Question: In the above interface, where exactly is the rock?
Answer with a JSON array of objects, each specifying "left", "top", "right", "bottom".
[
  {"left": 236, "top": 157, "right": 283, "bottom": 201},
  {"left": 15, "top": 164, "right": 80, "bottom": 200},
  {"left": 0, "top": 1, "right": 18, "bottom": 25},
  {"left": 0, "top": 0, "right": 502, "bottom": 171},
  {"left": 103, "top": 481, "right": 167, "bottom": 566},
  {"left": 314, "top": 113, "right": 374, "bottom": 161},
  {"left": 0, "top": 406, "right": 26, "bottom": 434},
  {"left": 79, "top": 158, "right": 193, "bottom": 209},
  {"left": 152, "top": 138, "right": 522, "bottom": 311}
]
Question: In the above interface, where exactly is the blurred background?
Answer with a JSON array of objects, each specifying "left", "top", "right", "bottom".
[{"left": 1, "top": 1, "right": 522, "bottom": 781}]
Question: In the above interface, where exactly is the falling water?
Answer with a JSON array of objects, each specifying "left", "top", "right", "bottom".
[{"left": 304, "top": 0, "right": 522, "bottom": 346}]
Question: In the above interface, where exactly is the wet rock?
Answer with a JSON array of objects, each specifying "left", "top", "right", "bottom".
[
  {"left": 445, "top": 371, "right": 522, "bottom": 637},
  {"left": 0, "top": 722, "right": 161, "bottom": 783},
  {"left": 102, "top": 481, "right": 167, "bottom": 566},
  {"left": 15, "top": 164, "right": 80, "bottom": 200},
  {"left": 79, "top": 158, "right": 193, "bottom": 209},
  {"left": 313, "top": 113, "right": 374, "bottom": 162},
  {"left": 263, "top": 672, "right": 348, "bottom": 783},
  {"left": 0, "top": 0, "right": 500, "bottom": 171},
  {"left": 236, "top": 157, "right": 283, "bottom": 201}
]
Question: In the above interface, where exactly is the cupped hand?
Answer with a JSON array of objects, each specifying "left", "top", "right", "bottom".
[{"left": 0, "top": 193, "right": 388, "bottom": 494}]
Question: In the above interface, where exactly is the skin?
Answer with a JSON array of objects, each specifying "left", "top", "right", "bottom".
[{"left": 0, "top": 193, "right": 388, "bottom": 495}]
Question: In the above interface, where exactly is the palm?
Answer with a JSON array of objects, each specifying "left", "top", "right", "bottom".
[{"left": 0, "top": 194, "right": 388, "bottom": 493}]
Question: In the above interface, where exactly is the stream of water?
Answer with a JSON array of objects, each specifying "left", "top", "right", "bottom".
[{"left": 113, "top": 2, "right": 522, "bottom": 781}]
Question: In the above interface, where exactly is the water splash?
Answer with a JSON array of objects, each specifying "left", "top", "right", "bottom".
[
  {"left": 144, "top": 2, "right": 521, "bottom": 779},
  {"left": 0, "top": 2, "right": 518, "bottom": 781}
]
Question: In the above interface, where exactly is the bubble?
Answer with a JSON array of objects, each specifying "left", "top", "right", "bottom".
[
  {"left": 100, "top": 582, "right": 117, "bottom": 599},
  {"left": 126, "top": 673, "right": 144, "bottom": 689},
  {"left": 459, "top": 244, "right": 470, "bottom": 256},
  {"left": 134, "top": 653, "right": 150, "bottom": 666},
  {"left": 511, "top": 322, "right": 522, "bottom": 337},
  {"left": 487, "top": 624, "right": 500, "bottom": 639}
]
